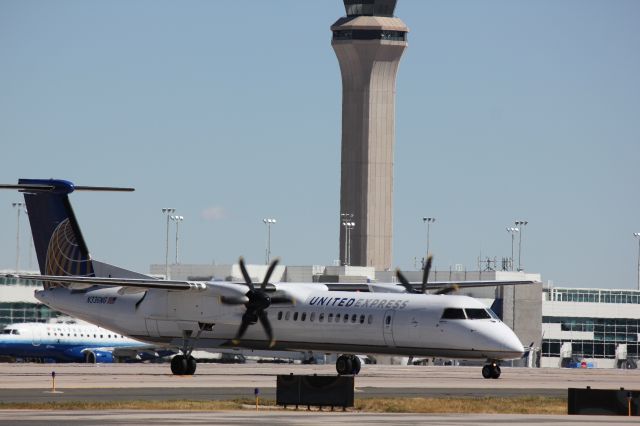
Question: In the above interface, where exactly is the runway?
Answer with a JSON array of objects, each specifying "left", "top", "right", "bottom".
[
  {"left": 0, "top": 363, "right": 638, "bottom": 403},
  {"left": 0, "top": 410, "right": 638, "bottom": 426},
  {"left": 1, "top": 364, "right": 638, "bottom": 425}
]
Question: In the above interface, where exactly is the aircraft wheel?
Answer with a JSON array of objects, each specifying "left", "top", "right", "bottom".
[
  {"left": 336, "top": 355, "right": 353, "bottom": 375},
  {"left": 491, "top": 365, "right": 501, "bottom": 379},
  {"left": 186, "top": 356, "right": 197, "bottom": 375},
  {"left": 171, "top": 355, "right": 188, "bottom": 375},
  {"left": 482, "top": 364, "right": 492, "bottom": 379},
  {"left": 351, "top": 355, "right": 361, "bottom": 375}
]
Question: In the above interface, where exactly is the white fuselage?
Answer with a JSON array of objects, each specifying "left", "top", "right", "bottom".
[{"left": 35, "top": 283, "right": 524, "bottom": 361}]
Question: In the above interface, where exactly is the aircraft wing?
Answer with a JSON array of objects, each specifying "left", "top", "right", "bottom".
[
  {"left": 324, "top": 279, "right": 536, "bottom": 293},
  {"left": 4, "top": 274, "right": 251, "bottom": 298}
]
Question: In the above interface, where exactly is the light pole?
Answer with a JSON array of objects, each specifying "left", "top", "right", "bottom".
[
  {"left": 514, "top": 220, "right": 528, "bottom": 271},
  {"left": 171, "top": 215, "right": 184, "bottom": 264},
  {"left": 12, "top": 202, "right": 24, "bottom": 272},
  {"left": 341, "top": 213, "right": 354, "bottom": 266},
  {"left": 342, "top": 220, "right": 355, "bottom": 266},
  {"left": 634, "top": 233, "right": 640, "bottom": 291},
  {"left": 263, "top": 218, "right": 276, "bottom": 264},
  {"left": 422, "top": 217, "right": 436, "bottom": 268},
  {"left": 161, "top": 208, "right": 175, "bottom": 279},
  {"left": 506, "top": 227, "right": 520, "bottom": 271}
]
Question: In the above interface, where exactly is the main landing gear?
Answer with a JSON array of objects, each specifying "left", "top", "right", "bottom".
[
  {"left": 482, "top": 362, "right": 501, "bottom": 379},
  {"left": 171, "top": 354, "right": 197, "bottom": 375},
  {"left": 336, "top": 354, "right": 361, "bottom": 375},
  {"left": 170, "top": 329, "right": 202, "bottom": 376}
]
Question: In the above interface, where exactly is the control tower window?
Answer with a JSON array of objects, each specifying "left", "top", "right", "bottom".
[
  {"left": 344, "top": 0, "right": 396, "bottom": 17},
  {"left": 441, "top": 308, "right": 466, "bottom": 320},
  {"left": 333, "top": 30, "right": 406, "bottom": 42}
]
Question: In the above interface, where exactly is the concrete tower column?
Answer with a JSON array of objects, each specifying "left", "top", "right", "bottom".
[{"left": 332, "top": 0, "right": 408, "bottom": 271}]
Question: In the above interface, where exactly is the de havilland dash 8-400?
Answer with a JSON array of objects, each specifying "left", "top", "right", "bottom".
[{"left": 1, "top": 179, "right": 532, "bottom": 379}]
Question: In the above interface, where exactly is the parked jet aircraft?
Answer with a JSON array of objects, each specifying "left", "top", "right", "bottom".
[
  {"left": 0, "top": 319, "right": 161, "bottom": 363},
  {"left": 1, "top": 179, "right": 533, "bottom": 379}
]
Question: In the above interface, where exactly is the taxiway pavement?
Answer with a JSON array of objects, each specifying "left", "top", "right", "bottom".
[{"left": 0, "top": 363, "right": 638, "bottom": 403}]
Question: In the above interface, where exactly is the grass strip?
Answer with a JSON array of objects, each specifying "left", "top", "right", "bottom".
[
  {"left": 355, "top": 396, "right": 566, "bottom": 414},
  {"left": 0, "top": 396, "right": 566, "bottom": 414}
]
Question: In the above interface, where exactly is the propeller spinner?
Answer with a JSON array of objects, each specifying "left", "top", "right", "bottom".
[{"left": 220, "top": 257, "right": 293, "bottom": 347}]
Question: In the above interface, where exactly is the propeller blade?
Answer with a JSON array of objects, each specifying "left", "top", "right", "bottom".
[
  {"left": 421, "top": 254, "right": 433, "bottom": 294},
  {"left": 232, "top": 313, "right": 252, "bottom": 345},
  {"left": 261, "top": 258, "right": 280, "bottom": 291},
  {"left": 435, "top": 284, "right": 459, "bottom": 295},
  {"left": 396, "top": 269, "right": 417, "bottom": 293},
  {"left": 220, "top": 295, "right": 249, "bottom": 305},
  {"left": 257, "top": 310, "right": 275, "bottom": 348},
  {"left": 238, "top": 257, "right": 254, "bottom": 291}
]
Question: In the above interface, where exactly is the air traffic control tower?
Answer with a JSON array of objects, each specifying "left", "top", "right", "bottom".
[{"left": 332, "top": 0, "right": 408, "bottom": 271}]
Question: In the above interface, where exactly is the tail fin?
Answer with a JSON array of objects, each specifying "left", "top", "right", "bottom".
[
  {"left": 20, "top": 179, "right": 94, "bottom": 277},
  {"left": 0, "top": 179, "right": 134, "bottom": 284}
]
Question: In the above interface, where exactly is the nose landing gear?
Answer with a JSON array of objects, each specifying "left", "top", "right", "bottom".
[
  {"left": 336, "top": 354, "right": 361, "bottom": 375},
  {"left": 482, "top": 362, "right": 501, "bottom": 379}
]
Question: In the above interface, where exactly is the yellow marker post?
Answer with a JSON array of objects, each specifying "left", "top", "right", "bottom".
[{"left": 254, "top": 388, "right": 259, "bottom": 411}]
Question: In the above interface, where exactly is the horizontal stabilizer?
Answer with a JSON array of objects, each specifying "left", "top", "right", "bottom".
[{"left": 0, "top": 180, "right": 134, "bottom": 194}]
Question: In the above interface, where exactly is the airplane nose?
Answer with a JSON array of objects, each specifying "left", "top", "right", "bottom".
[{"left": 502, "top": 330, "right": 525, "bottom": 358}]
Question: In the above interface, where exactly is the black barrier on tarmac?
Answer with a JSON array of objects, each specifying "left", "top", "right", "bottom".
[
  {"left": 276, "top": 374, "right": 354, "bottom": 409},
  {"left": 568, "top": 387, "right": 639, "bottom": 416}
]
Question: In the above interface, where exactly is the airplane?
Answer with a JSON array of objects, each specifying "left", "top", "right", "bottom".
[
  {"left": 1, "top": 178, "right": 533, "bottom": 379},
  {"left": 0, "top": 318, "right": 167, "bottom": 363}
]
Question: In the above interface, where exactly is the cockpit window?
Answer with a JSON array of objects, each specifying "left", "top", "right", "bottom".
[
  {"left": 2, "top": 329, "right": 18, "bottom": 335},
  {"left": 486, "top": 308, "right": 500, "bottom": 320},
  {"left": 441, "top": 308, "right": 466, "bottom": 319},
  {"left": 465, "top": 308, "right": 491, "bottom": 319}
]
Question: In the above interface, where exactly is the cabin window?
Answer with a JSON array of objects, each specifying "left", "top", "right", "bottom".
[
  {"left": 343, "top": 314, "right": 349, "bottom": 323},
  {"left": 100, "top": 335, "right": 103, "bottom": 338},
  {"left": 336, "top": 313, "right": 341, "bottom": 322},
  {"left": 277, "top": 311, "right": 283, "bottom": 320},
  {"left": 319, "top": 313, "right": 325, "bottom": 322},
  {"left": 285, "top": 311, "right": 291, "bottom": 321},
  {"left": 465, "top": 308, "right": 491, "bottom": 320},
  {"left": 367, "top": 315, "right": 373, "bottom": 324},
  {"left": 351, "top": 314, "right": 357, "bottom": 323},
  {"left": 293, "top": 312, "right": 298, "bottom": 321},
  {"left": 385, "top": 315, "right": 391, "bottom": 325},
  {"left": 359, "top": 315, "right": 365, "bottom": 324},
  {"left": 310, "top": 312, "right": 315, "bottom": 322},
  {"left": 301, "top": 312, "right": 307, "bottom": 321},
  {"left": 441, "top": 308, "right": 466, "bottom": 320},
  {"left": 328, "top": 313, "right": 334, "bottom": 323}
]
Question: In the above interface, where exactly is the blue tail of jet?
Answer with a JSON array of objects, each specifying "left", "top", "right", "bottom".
[
  {"left": 19, "top": 179, "right": 94, "bottom": 277},
  {"left": 1, "top": 179, "right": 138, "bottom": 284}
]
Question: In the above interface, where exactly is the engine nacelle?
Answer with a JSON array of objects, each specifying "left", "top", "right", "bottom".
[{"left": 81, "top": 349, "right": 114, "bottom": 364}]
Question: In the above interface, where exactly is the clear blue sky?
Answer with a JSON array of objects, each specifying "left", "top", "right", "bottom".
[{"left": 1, "top": 1, "right": 639, "bottom": 289}]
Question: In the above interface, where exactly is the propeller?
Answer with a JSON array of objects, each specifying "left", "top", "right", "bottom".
[
  {"left": 396, "top": 254, "right": 458, "bottom": 295},
  {"left": 220, "top": 257, "right": 293, "bottom": 347},
  {"left": 396, "top": 254, "right": 432, "bottom": 294}
]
